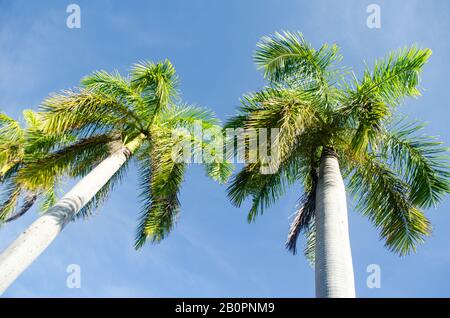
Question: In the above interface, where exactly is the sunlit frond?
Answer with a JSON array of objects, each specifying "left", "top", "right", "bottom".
[
  {"left": 286, "top": 167, "right": 318, "bottom": 255},
  {"left": 357, "top": 47, "right": 431, "bottom": 106},
  {"left": 40, "top": 89, "right": 129, "bottom": 136},
  {"left": 0, "top": 113, "right": 23, "bottom": 142},
  {"left": 383, "top": 119, "right": 450, "bottom": 208},
  {"left": 130, "top": 60, "right": 179, "bottom": 120},
  {"left": 18, "top": 134, "right": 119, "bottom": 190},
  {"left": 254, "top": 31, "right": 342, "bottom": 89},
  {"left": 348, "top": 154, "right": 431, "bottom": 255},
  {"left": 0, "top": 179, "right": 21, "bottom": 222},
  {"left": 160, "top": 103, "right": 220, "bottom": 129},
  {"left": 38, "top": 186, "right": 58, "bottom": 214},
  {"left": 81, "top": 71, "right": 146, "bottom": 129},
  {"left": 160, "top": 104, "right": 233, "bottom": 184},
  {"left": 227, "top": 152, "right": 303, "bottom": 222},
  {"left": 342, "top": 47, "right": 432, "bottom": 154},
  {"left": 303, "top": 220, "right": 316, "bottom": 265},
  {"left": 135, "top": 131, "right": 186, "bottom": 249},
  {"left": 227, "top": 86, "right": 324, "bottom": 169},
  {"left": 3, "top": 193, "right": 37, "bottom": 223},
  {"left": 0, "top": 113, "right": 24, "bottom": 177}
]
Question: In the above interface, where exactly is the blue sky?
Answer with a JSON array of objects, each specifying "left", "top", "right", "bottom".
[{"left": 0, "top": 0, "right": 449, "bottom": 297}]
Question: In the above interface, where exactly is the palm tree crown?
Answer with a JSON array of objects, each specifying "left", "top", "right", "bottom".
[
  {"left": 18, "top": 60, "right": 232, "bottom": 248},
  {"left": 226, "top": 31, "right": 450, "bottom": 259},
  {"left": 0, "top": 110, "right": 72, "bottom": 222}
]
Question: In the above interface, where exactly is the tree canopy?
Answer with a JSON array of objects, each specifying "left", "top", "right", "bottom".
[{"left": 226, "top": 31, "right": 450, "bottom": 258}]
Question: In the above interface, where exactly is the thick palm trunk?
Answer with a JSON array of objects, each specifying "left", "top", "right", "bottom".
[
  {"left": 0, "top": 135, "right": 144, "bottom": 294},
  {"left": 314, "top": 148, "right": 355, "bottom": 298}
]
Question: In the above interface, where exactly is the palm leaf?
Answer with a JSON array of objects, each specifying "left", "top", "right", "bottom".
[
  {"left": 286, "top": 166, "right": 318, "bottom": 255},
  {"left": 18, "top": 134, "right": 119, "bottom": 190},
  {"left": 0, "top": 179, "right": 21, "bottom": 222},
  {"left": 40, "top": 89, "right": 130, "bottom": 136},
  {"left": 383, "top": 119, "right": 450, "bottom": 208},
  {"left": 254, "top": 31, "right": 342, "bottom": 89},
  {"left": 348, "top": 154, "right": 431, "bottom": 255},
  {"left": 3, "top": 193, "right": 37, "bottom": 223},
  {"left": 135, "top": 133, "right": 186, "bottom": 248},
  {"left": 130, "top": 60, "right": 179, "bottom": 121}
]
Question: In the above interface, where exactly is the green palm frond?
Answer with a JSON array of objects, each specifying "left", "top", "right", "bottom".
[
  {"left": 81, "top": 71, "right": 147, "bottom": 129},
  {"left": 160, "top": 103, "right": 220, "bottom": 129},
  {"left": 227, "top": 86, "right": 324, "bottom": 168},
  {"left": 198, "top": 121, "right": 234, "bottom": 184},
  {"left": 227, "top": 157, "right": 300, "bottom": 222},
  {"left": 3, "top": 193, "right": 37, "bottom": 223},
  {"left": 135, "top": 138, "right": 186, "bottom": 248},
  {"left": 303, "top": 220, "right": 316, "bottom": 265},
  {"left": 1, "top": 111, "right": 53, "bottom": 223},
  {"left": 40, "top": 89, "right": 130, "bottom": 136},
  {"left": 25, "top": 129, "right": 76, "bottom": 157},
  {"left": 82, "top": 70, "right": 134, "bottom": 101},
  {"left": 225, "top": 85, "right": 325, "bottom": 223},
  {"left": 204, "top": 160, "right": 234, "bottom": 185},
  {"left": 286, "top": 166, "right": 318, "bottom": 255},
  {"left": 21, "top": 110, "right": 77, "bottom": 160},
  {"left": 18, "top": 134, "right": 119, "bottom": 190},
  {"left": 349, "top": 154, "right": 431, "bottom": 255},
  {"left": 38, "top": 186, "right": 58, "bottom": 213},
  {"left": 130, "top": 60, "right": 179, "bottom": 120},
  {"left": 245, "top": 166, "right": 288, "bottom": 222},
  {"left": 383, "top": 119, "right": 450, "bottom": 208},
  {"left": 0, "top": 178, "right": 22, "bottom": 221},
  {"left": 0, "top": 113, "right": 23, "bottom": 142},
  {"left": 0, "top": 113, "right": 24, "bottom": 177},
  {"left": 131, "top": 60, "right": 178, "bottom": 93},
  {"left": 357, "top": 47, "right": 431, "bottom": 106},
  {"left": 254, "top": 31, "right": 342, "bottom": 88},
  {"left": 22, "top": 110, "right": 41, "bottom": 129},
  {"left": 158, "top": 104, "right": 233, "bottom": 184},
  {"left": 341, "top": 47, "right": 432, "bottom": 155}
]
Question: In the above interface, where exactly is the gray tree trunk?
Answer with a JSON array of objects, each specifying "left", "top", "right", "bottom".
[
  {"left": 314, "top": 149, "right": 355, "bottom": 298},
  {"left": 0, "top": 136, "right": 143, "bottom": 294}
]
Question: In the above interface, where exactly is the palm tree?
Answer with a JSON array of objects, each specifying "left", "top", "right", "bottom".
[
  {"left": 0, "top": 110, "right": 72, "bottom": 223},
  {"left": 0, "top": 60, "right": 232, "bottom": 294},
  {"left": 226, "top": 32, "right": 450, "bottom": 297}
]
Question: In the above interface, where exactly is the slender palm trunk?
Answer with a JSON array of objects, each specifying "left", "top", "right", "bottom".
[
  {"left": 314, "top": 148, "right": 355, "bottom": 298},
  {"left": 0, "top": 135, "right": 144, "bottom": 294}
]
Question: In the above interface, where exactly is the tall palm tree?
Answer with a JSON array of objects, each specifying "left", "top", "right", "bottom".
[
  {"left": 0, "top": 110, "right": 72, "bottom": 223},
  {"left": 226, "top": 32, "right": 450, "bottom": 297},
  {"left": 0, "top": 60, "right": 232, "bottom": 294}
]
